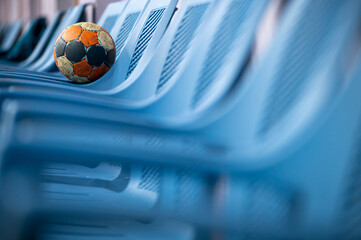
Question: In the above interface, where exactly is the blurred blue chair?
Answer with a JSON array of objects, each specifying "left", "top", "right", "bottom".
[
  {"left": 0, "top": 24, "right": 9, "bottom": 47},
  {"left": 220, "top": 49, "right": 361, "bottom": 238},
  {"left": 0, "top": 20, "right": 23, "bottom": 56}
]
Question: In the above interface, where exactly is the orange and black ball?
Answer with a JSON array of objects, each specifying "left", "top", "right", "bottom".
[{"left": 54, "top": 22, "right": 116, "bottom": 84}]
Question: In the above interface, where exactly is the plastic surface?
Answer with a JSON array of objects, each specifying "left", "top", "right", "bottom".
[{"left": 1, "top": 0, "right": 361, "bottom": 238}]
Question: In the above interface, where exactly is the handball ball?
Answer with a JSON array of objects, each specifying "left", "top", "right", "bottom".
[{"left": 54, "top": 22, "right": 116, "bottom": 84}]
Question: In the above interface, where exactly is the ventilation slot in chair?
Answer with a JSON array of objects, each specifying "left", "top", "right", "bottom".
[
  {"left": 156, "top": 3, "right": 209, "bottom": 93},
  {"left": 101, "top": 15, "right": 119, "bottom": 33},
  {"left": 174, "top": 169, "right": 208, "bottom": 222},
  {"left": 192, "top": 0, "right": 255, "bottom": 108},
  {"left": 138, "top": 165, "right": 161, "bottom": 193},
  {"left": 125, "top": 8, "right": 166, "bottom": 79},
  {"left": 114, "top": 12, "right": 140, "bottom": 57}
]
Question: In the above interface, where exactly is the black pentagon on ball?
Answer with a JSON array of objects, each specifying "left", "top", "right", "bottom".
[
  {"left": 86, "top": 45, "right": 107, "bottom": 67},
  {"left": 65, "top": 40, "right": 86, "bottom": 62},
  {"left": 105, "top": 49, "right": 115, "bottom": 67},
  {"left": 55, "top": 38, "right": 66, "bottom": 57}
]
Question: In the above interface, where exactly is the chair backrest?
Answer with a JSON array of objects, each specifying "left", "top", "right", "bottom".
[
  {"left": 106, "top": 0, "right": 214, "bottom": 101},
  {"left": 138, "top": 0, "right": 269, "bottom": 117},
  {"left": 85, "top": 0, "right": 177, "bottom": 90},
  {"left": 0, "top": 20, "right": 22, "bottom": 53},
  {"left": 120, "top": 0, "right": 177, "bottom": 83},
  {"left": 19, "top": 11, "right": 65, "bottom": 68},
  {"left": 96, "top": 0, "right": 129, "bottom": 33},
  {"left": 5, "top": 17, "right": 47, "bottom": 61},
  {"left": 110, "top": 0, "right": 150, "bottom": 58},
  {"left": 200, "top": 0, "right": 361, "bottom": 159}
]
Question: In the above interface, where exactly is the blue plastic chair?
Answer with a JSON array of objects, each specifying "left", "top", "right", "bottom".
[
  {"left": 0, "top": 161, "right": 197, "bottom": 240},
  {"left": 214, "top": 0, "right": 361, "bottom": 237},
  {"left": 0, "top": 24, "right": 9, "bottom": 47},
  {"left": 219, "top": 52, "right": 361, "bottom": 238},
  {"left": 0, "top": 24, "right": 5, "bottom": 44}
]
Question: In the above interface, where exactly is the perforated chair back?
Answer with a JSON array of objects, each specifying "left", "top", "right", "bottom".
[
  {"left": 132, "top": 0, "right": 269, "bottom": 119},
  {"left": 85, "top": 0, "right": 179, "bottom": 90},
  {"left": 104, "top": 0, "right": 214, "bottom": 101},
  {"left": 97, "top": 1, "right": 129, "bottom": 33}
]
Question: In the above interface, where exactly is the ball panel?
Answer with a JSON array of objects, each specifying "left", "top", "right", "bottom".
[
  {"left": 79, "top": 30, "right": 99, "bottom": 47},
  {"left": 62, "top": 25, "right": 82, "bottom": 42},
  {"left": 55, "top": 34, "right": 62, "bottom": 46},
  {"left": 105, "top": 49, "right": 115, "bottom": 67},
  {"left": 86, "top": 45, "right": 106, "bottom": 67},
  {"left": 65, "top": 40, "right": 86, "bottom": 63},
  {"left": 57, "top": 56, "right": 74, "bottom": 77},
  {"left": 70, "top": 75, "right": 91, "bottom": 84},
  {"left": 55, "top": 39, "right": 66, "bottom": 57},
  {"left": 79, "top": 22, "right": 102, "bottom": 31},
  {"left": 74, "top": 59, "right": 93, "bottom": 77},
  {"left": 89, "top": 66, "right": 109, "bottom": 81},
  {"left": 97, "top": 30, "right": 115, "bottom": 51}
]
